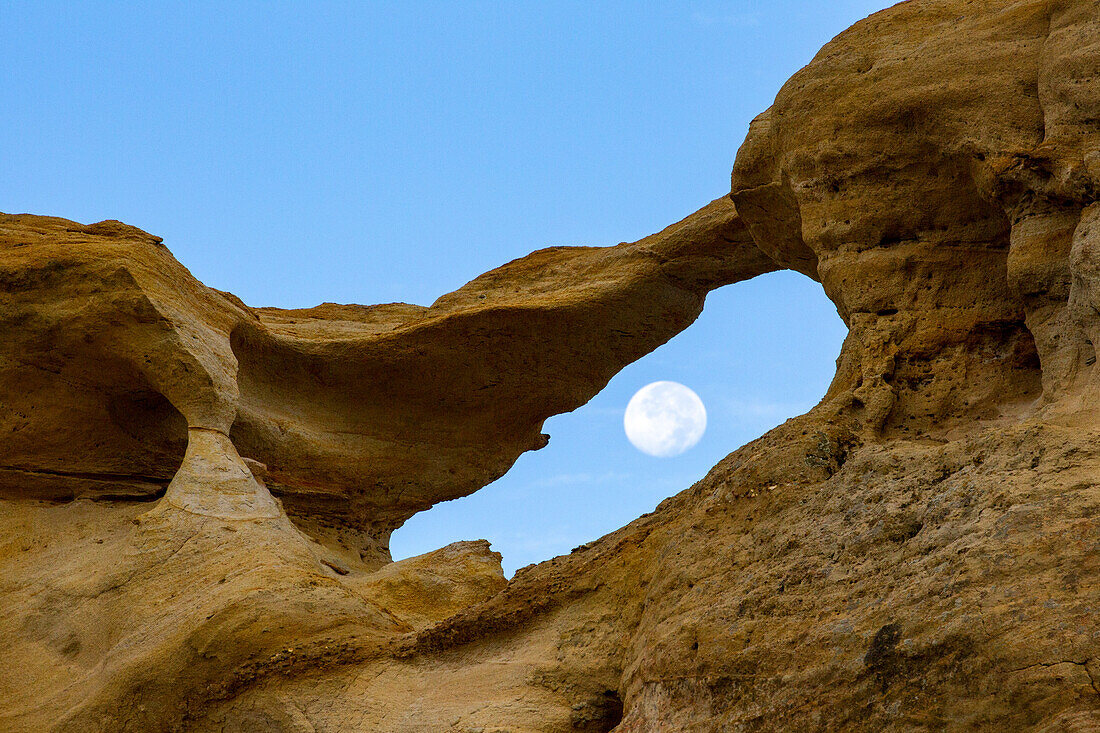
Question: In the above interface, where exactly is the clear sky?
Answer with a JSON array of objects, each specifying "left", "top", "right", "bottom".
[{"left": 3, "top": 1, "right": 889, "bottom": 575}]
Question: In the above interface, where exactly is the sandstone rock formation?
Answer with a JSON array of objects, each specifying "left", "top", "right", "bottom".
[
  {"left": 0, "top": 198, "right": 772, "bottom": 568},
  {"left": 3, "top": 0, "right": 1100, "bottom": 730}
]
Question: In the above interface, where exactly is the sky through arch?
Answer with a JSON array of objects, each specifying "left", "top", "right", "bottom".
[{"left": 391, "top": 270, "right": 847, "bottom": 576}]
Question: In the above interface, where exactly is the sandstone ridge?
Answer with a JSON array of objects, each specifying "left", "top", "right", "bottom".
[
  {"left": 0, "top": 197, "right": 772, "bottom": 567},
  {"left": 3, "top": 0, "right": 1100, "bottom": 730}
]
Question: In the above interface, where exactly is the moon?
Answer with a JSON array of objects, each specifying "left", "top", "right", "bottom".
[{"left": 623, "top": 381, "right": 707, "bottom": 457}]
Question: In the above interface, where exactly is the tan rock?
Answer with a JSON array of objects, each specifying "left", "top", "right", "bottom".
[
  {"left": 0, "top": 196, "right": 772, "bottom": 567},
  {"left": 3, "top": 0, "right": 1100, "bottom": 730}
]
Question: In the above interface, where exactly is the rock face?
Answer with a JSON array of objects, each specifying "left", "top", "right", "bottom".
[
  {"left": 2, "top": 0, "right": 1100, "bottom": 730},
  {"left": 0, "top": 199, "right": 772, "bottom": 567}
]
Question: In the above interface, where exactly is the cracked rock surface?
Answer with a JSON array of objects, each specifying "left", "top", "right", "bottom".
[{"left": 3, "top": 0, "right": 1100, "bottom": 730}]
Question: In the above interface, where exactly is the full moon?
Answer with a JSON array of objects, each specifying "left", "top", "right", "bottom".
[{"left": 623, "top": 381, "right": 707, "bottom": 458}]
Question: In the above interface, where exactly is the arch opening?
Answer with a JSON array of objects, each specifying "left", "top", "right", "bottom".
[{"left": 389, "top": 270, "right": 848, "bottom": 576}]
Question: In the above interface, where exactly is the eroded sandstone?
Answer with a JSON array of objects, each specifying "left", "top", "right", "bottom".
[
  {"left": 3, "top": 0, "right": 1100, "bottom": 730},
  {"left": 0, "top": 195, "right": 773, "bottom": 568}
]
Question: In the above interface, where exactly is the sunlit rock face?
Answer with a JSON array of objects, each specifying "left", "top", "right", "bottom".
[
  {"left": 0, "top": 199, "right": 773, "bottom": 569},
  {"left": 3, "top": 0, "right": 1100, "bottom": 731}
]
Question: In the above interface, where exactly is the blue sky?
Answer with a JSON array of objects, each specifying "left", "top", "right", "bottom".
[{"left": 2, "top": 1, "right": 887, "bottom": 575}]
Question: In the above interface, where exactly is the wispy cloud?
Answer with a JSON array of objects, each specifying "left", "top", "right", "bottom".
[
  {"left": 496, "top": 529, "right": 593, "bottom": 575},
  {"left": 725, "top": 397, "right": 815, "bottom": 423},
  {"left": 580, "top": 406, "right": 625, "bottom": 418},
  {"left": 498, "top": 529, "right": 586, "bottom": 554},
  {"left": 528, "top": 471, "right": 632, "bottom": 489}
]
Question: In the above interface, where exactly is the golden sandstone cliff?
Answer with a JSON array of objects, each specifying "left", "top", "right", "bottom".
[{"left": 2, "top": 0, "right": 1099, "bottom": 730}]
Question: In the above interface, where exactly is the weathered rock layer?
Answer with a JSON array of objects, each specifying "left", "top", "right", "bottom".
[
  {"left": 0, "top": 198, "right": 772, "bottom": 566},
  {"left": 3, "top": 0, "right": 1100, "bottom": 730}
]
